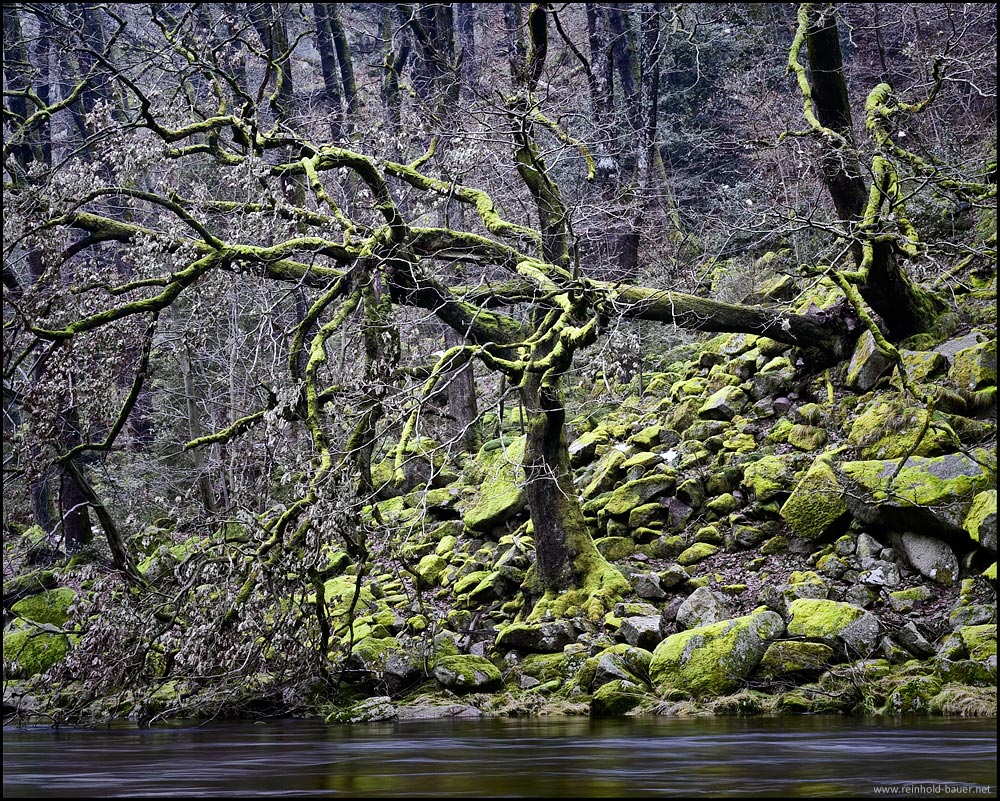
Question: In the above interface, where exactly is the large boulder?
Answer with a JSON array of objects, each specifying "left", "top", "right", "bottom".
[
  {"left": 649, "top": 609, "right": 784, "bottom": 697},
  {"left": 463, "top": 436, "right": 526, "bottom": 533},
  {"left": 846, "top": 330, "right": 894, "bottom": 391},
  {"left": 964, "top": 490, "right": 997, "bottom": 554},
  {"left": 837, "top": 450, "right": 995, "bottom": 540},
  {"left": 780, "top": 457, "right": 850, "bottom": 540},
  {"left": 433, "top": 655, "right": 503, "bottom": 694},
  {"left": 603, "top": 473, "right": 677, "bottom": 517},
  {"left": 786, "top": 598, "right": 880, "bottom": 659},
  {"left": 675, "top": 587, "right": 732, "bottom": 631},
  {"left": 896, "top": 532, "right": 959, "bottom": 586},
  {"left": 495, "top": 621, "right": 576, "bottom": 653}
]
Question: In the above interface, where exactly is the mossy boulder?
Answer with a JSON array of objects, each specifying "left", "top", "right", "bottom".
[
  {"left": 495, "top": 621, "right": 575, "bottom": 653},
  {"left": 948, "top": 340, "right": 996, "bottom": 392},
  {"left": 964, "top": 490, "right": 997, "bottom": 554},
  {"left": 345, "top": 637, "right": 425, "bottom": 694},
  {"left": 463, "top": 436, "right": 526, "bottom": 533},
  {"left": 780, "top": 457, "right": 849, "bottom": 540},
  {"left": 756, "top": 641, "right": 835, "bottom": 680},
  {"left": 699, "top": 386, "right": 748, "bottom": 421},
  {"left": 325, "top": 696, "right": 398, "bottom": 724},
  {"left": 10, "top": 587, "right": 76, "bottom": 627},
  {"left": 433, "top": 655, "right": 502, "bottom": 694},
  {"left": 848, "top": 398, "right": 959, "bottom": 459},
  {"left": 787, "top": 424, "right": 828, "bottom": 452},
  {"left": 959, "top": 624, "right": 997, "bottom": 661},
  {"left": 568, "top": 428, "right": 610, "bottom": 468},
  {"left": 677, "top": 542, "right": 718, "bottom": 566},
  {"left": 590, "top": 680, "right": 650, "bottom": 716},
  {"left": 837, "top": 450, "right": 995, "bottom": 539},
  {"left": 649, "top": 609, "right": 784, "bottom": 698},
  {"left": 742, "top": 455, "right": 796, "bottom": 502},
  {"left": 846, "top": 330, "right": 894, "bottom": 391},
  {"left": 581, "top": 449, "right": 628, "bottom": 500},
  {"left": 3, "top": 627, "right": 72, "bottom": 678},
  {"left": 897, "top": 349, "right": 949, "bottom": 383},
  {"left": 414, "top": 554, "right": 448, "bottom": 587},
  {"left": 578, "top": 643, "right": 653, "bottom": 691},
  {"left": 787, "top": 598, "right": 880, "bottom": 659},
  {"left": 603, "top": 473, "right": 676, "bottom": 517}
]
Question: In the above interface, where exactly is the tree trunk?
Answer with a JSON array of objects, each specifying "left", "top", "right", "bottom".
[{"left": 802, "top": 3, "right": 945, "bottom": 338}]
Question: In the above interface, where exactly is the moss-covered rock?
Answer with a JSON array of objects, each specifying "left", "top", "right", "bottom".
[
  {"left": 414, "top": 554, "right": 448, "bottom": 588},
  {"left": 756, "top": 641, "right": 835, "bottom": 680},
  {"left": 838, "top": 450, "right": 994, "bottom": 538},
  {"left": 568, "top": 427, "right": 610, "bottom": 467},
  {"left": 603, "top": 473, "right": 676, "bottom": 517},
  {"left": 10, "top": 587, "right": 76, "bottom": 627},
  {"left": 463, "top": 436, "right": 527, "bottom": 533},
  {"left": 848, "top": 398, "right": 959, "bottom": 459},
  {"left": 3, "top": 626, "right": 71, "bottom": 678},
  {"left": 964, "top": 490, "right": 997, "bottom": 554},
  {"left": 742, "top": 455, "right": 796, "bottom": 502},
  {"left": 581, "top": 449, "right": 628, "bottom": 500},
  {"left": 495, "top": 621, "right": 575, "bottom": 653},
  {"left": 787, "top": 598, "right": 879, "bottom": 659},
  {"left": 590, "top": 679, "right": 650, "bottom": 716},
  {"left": 780, "top": 457, "right": 849, "bottom": 540},
  {"left": 649, "top": 609, "right": 784, "bottom": 698},
  {"left": 433, "top": 655, "right": 502, "bottom": 694},
  {"left": 325, "top": 696, "right": 398, "bottom": 724},
  {"left": 699, "top": 386, "right": 748, "bottom": 421},
  {"left": 787, "top": 424, "right": 828, "bottom": 452},
  {"left": 594, "top": 536, "right": 636, "bottom": 561},
  {"left": 897, "top": 349, "right": 949, "bottom": 383},
  {"left": 959, "top": 624, "right": 997, "bottom": 661},
  {"left": 677, "top": 542, "right": 719, "bottom": 566},
  {"left": 888, "top": 586, "right": 932, "bottom": 613},
  {"left": 846, "top": 330, "right": 894, "bottom": 391},
  {"left": 949, "top": 340, "right": 996, "bottom": 392}
]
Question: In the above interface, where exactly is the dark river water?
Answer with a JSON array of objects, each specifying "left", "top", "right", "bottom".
[{"left": 3, "top": 715, "right": 997, "bottom": 798}]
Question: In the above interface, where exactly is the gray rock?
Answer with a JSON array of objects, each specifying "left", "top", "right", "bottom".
[
  {"left": 846, "top": 330, "right": 894, "bottom": 391},
  {"left": 897, "top": 532, "right": 959, "bottom": 586},
  {"left": 495, "top": 621, "right": 576, "bottom": 653},
  {"left": 676, "top": 586, "right": 732, "bottom": 631},
  {"left": 634, "top": 573, "right": 667, "bottom": 600},
  {"left": 896, "top": 622, "right": 936, "bottom": 659},
  {"left": 619, "top": 615, "right": 664, "bottom": 650}
]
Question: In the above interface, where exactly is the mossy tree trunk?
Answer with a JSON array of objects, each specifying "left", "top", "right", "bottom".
[{"left": 799, "top": 2, "right": 945, "bottom": 339}]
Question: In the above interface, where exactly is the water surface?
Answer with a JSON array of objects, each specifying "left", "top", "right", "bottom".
[{"left": 4, "top": 715, "right": 997, "bottom": 797}]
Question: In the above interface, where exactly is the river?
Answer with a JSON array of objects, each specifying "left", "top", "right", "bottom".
[{"left": 3, "top": 715, "right": 997, "bottom": 797}]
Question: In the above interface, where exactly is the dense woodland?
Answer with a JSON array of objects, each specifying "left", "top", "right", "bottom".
[{"left": 2, "top": 3, "right": 996, "bottom": 724}]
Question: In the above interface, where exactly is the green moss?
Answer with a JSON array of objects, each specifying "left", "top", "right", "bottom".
[
  {"left": 959, "top": 624, "right": 997, "bottom": 661},
  {"left": 590, "top": 680, "right": 649, "bottom": 716},
  {"left": 581, "top": 449, "right": 627, "bottom": 500},
  {"left": 780, "top": 457, "right": 849, "bottom": 540},
  {"left": 839, "top": 451, "right": 993, "bottom": 526},
  {"left": 742, "top": 455, "right": 795, "bottom": 502},
  {"left": 888, "top": 586, "right": 932, "bottom": 613},
  {"left": 787, "top": 598, "right": 878, "bottom": 657},
  {"left": 964, "top": 490, "right": 997, "bottom": 549},
  {"left": 10, "top": 587, "right": 76, "bottom": 627},
  {"left": 787, "top": 424, "right": 828, "bottom": 452},
  {"left": 432, "top": 655, "right": 502, "bottom": 693},
  {"left": 677, "top": 542, "right": 718, "bottom": 566},
  {"left": 463, "top": 435, "right": 527, "bottom": 532},
  {"left": 848, "top": 398, "right": 959, "bottom": 459},
  {"left": 756, "top": 641, "right": 834, "bottom": 679},
  {"left": 928, "top": 684, "right": 998, "bottom": 716},
  {"left": 594, "top": 536, "right": 636, "bottom": 561},
  {"left": 603, "top": 473, "right": 676, "bottom": 517},
  {"left": 3, "top": 626, "right": 71, "bottom": 677},
  {"left": 649, "top": 609, "right": 784, "bottom": 698}
]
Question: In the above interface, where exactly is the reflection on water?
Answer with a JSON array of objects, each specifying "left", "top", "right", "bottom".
[{"left": 3, "top": 715, "right": 997, "bottom": 798}]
